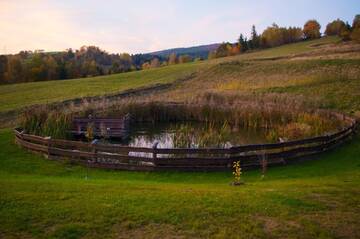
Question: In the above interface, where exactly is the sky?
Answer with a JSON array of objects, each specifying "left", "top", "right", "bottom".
[{"left": 0, "top": 0, "right": 359, "bottom": 55}]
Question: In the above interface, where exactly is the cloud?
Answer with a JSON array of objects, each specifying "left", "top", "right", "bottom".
[
  {"left": 0, "top": 0, "right": 357, "bottom": 54},
  {"left": 0, "top": 1, "right": 88, "bottom": 53}
]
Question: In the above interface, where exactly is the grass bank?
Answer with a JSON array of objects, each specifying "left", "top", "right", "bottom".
[
  {"left": 0, "top": 37, "right": 343, "bottom": 114},
  {"left": 0, "top": 128, "right": 359, "bottom": 238},
  {"left": 0, "top": 63, "right": 199, "bottom": 113}
]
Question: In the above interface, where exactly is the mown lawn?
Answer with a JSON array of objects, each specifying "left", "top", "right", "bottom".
[{"left": 0, "top": 128, "right": 359, "bottom": 238}]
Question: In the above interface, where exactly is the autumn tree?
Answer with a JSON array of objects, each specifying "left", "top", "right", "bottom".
[
  {"left": 229, "top": 44, "right": 241, "bottom": 56},
  {"left": 285, "top": 27, "right": 303, "bottom": 43},
  {"left": 208, "top": 51, "right": 217, "bottom": 60},
  {"left": 0, "top": 56, "right": 8, "bottom": 83},
  {"left": 215, "top": 43, "right": 233, "bottom": 58},
  {"left": 44, "top": 56, "right": 59, "bottom": 80},
  {"left": 352, "top": 14, "right": 360, "bottom": 29},
  {"left": 178, "top": 55, "right": 192, "bottom": 64},
  {"left": 340, "top": 22, "right": 352, "bottom": 41},
  {"left": 168, "top": 53, "right": 177, "bottom": 65},
  {"left": 325, "top": 19, "right": 346, "bottom": 36},
  {"left": 260, "top": 24, "right": 303, "bottom": 48},
  {"left": 7, "top": 56, "right": 25, "bottom": 83},
  {"left": 303, "top": 20, "right": 321, "bottom": 39},
  {"left": 261, "top": 23, "right": 283, "bottom": 47},
  {"left": 351, "top": 15, "right": 360, "bottom": 42},
  {"left": 351, "top": 28, "right": 360, "bottom": 42},
  {"left": 150, "top": 58, "right": 160, "bottom": 68},
  {"left": 142, "top": 62, "right": 151, "bottom": 70}
]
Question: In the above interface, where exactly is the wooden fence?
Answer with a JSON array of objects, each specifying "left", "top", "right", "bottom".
[{"left": 14, "top": 113, "right": 357, "bottom": 172}]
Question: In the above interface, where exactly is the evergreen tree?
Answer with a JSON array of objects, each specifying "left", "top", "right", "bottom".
[
  {"left": 250, "top": 25, "right": 260, "bottom": 49},
  {"left": 238, "top": 34, "right": 248, "bottom": 52}
]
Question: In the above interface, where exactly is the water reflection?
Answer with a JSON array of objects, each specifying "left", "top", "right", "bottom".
[{"left": 114, "top": 121, "right": 267, "bottom": 149}]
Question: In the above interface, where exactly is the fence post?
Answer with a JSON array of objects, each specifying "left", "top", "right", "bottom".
[
  {"left": 91, "top": 139, "right": 99, "bottom": 163},
  {"left": 278, "top": 138, "right": 287, "bottom": 165},
  {"left": 229, "top": 147, "right": 236, "bottom": 168},
  {"left": 152, "top": 142, "right": 159, "bottom": 163},
  {"left": 45, "top": 136, "right": 51, "bottom": 159}
]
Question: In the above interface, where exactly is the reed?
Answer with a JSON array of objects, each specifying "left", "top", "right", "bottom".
[
  {"left": 172, "top": 121, "right": 232, "bottom": 148},
  {"left": 17, "top": 94, "right": 343, "bottom": 142},
  {"left": 18, "top": 106, "right": 73, "bottom": 139}
]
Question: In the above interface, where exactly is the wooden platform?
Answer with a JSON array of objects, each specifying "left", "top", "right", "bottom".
[{"left": 71, "top": 114, "right": 130, "bottom": 139}]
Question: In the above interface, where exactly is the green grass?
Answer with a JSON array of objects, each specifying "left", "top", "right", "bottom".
[
  {"left": 212, "top": 36, "right": 340, "bottom": 62},
  {"left": 0, "top": 63, "right": 199, "bottom": 113},
  {"left": 166, "top": 58, "right": 360, "bottom": 113},
  {"left": 0, "top": 128, "right": 359, "bottom": 238},
  {"left": 242, "top": 36, "right": 340, "bottom": 59},
  {"left": 0, "top": 37, "right": 341, "bottom": 114}
]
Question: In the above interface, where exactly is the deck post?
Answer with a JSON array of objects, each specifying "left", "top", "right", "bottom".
[
  {"left": 152, "top": 142, "right": 159, "bottom": 163},
  {"left": 91, "top": 139, "right": 99, "bottom": 162}
]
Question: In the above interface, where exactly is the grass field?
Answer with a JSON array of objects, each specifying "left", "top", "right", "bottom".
[
  {"left": 225, "top": 36, "right": 340, "bottom": 60},
  {"left": 0, "top": 128, "right": 359, "bottom": 238},
  {"left": 151, "top": 58, "right": 360, "bottom": 114},
  {"left": 1, "top": 37, "right": 360, "bottom": 238},
  {"left": 0, "top": 37, "right": 342, "bottom": 114},
  {"left": 0, "top": 63, "right": 199, "bottom": 113}
]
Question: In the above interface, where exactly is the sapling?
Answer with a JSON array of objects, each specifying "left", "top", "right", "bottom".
[{"left": 232, "top": 161, "right": 243, "bottom": 186}]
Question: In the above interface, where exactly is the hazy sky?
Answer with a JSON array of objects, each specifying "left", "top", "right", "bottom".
[{"left": 0, "top": 0, "right": 359, "bottom": 54}]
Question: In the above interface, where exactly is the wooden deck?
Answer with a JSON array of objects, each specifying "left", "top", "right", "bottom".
[{"left": 71, "top": 114, "right": 130, "bottom": 139}]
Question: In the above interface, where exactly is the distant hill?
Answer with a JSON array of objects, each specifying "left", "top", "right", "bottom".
[{"left": 148, "top": 43, "right": 220, "bottom": 59}]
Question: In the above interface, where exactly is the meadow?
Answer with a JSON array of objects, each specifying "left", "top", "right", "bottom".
[
  {"left": 1, "top": 37, "right": 360, "bottom": 238},
  {"left": 0, "top": 63, "right": 199, "bottom": 113},
  {"left": 0, "top": 36, "right": 345, "bottom": 114}
]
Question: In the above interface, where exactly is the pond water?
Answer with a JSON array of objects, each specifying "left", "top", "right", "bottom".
[{"left": 111, "top": 121, "right": 268, "bottom": 149}]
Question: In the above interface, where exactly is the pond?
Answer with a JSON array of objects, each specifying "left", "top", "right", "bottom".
[{"left": 111, "top": 121, "right": 268, "bottom": 149}]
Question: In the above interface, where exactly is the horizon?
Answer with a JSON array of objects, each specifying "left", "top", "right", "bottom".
[{"left": 1, "top": 0, "right": 359, "bottom": 55}]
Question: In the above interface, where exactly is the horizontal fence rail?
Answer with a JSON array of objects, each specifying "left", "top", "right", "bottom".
[{"left": 14, "top": 113, "right": 357, "bottom": 172}]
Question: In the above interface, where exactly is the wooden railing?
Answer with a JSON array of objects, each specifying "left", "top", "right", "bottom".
[{"left": 14, "top": 113, "right": 357, "bottom": 172}]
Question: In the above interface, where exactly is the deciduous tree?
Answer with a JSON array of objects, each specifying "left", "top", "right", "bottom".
[
  {"left": 325, "top": 19, "right": 346, "bottom": 36},
  {"left": 303, "top": 20, "right": 321, "bottom": 39},
  {"left": 178, "top": 55, "right": 192, "bottom": 64},
  {"left": 352, "top": 14, "right": 360, "bottom": 29},
  {"left": 168, "top": 53, "right": 177, "bottom": 65},
  {"left": 150, "top": 58, "right": 160, "bottom": 68}
]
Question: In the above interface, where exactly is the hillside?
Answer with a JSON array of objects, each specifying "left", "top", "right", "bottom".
[
  {"left": 148, "top": 43, "right": 220, "bottom": 59},
  {"left": 1, "top": 37, "right": 359, "bottom": 116}
]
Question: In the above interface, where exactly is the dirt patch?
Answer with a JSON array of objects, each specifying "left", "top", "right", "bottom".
[
  {"left": 298, "top": 211, "right": 360, "bottom": 239},
  {"left": 113, "top": 223, "right": 187, "bottom": 239}
]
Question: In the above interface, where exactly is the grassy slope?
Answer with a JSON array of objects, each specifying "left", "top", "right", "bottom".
[
  {"left": 0, "top": 63, "right": 199, "bottom": 113},
  {"left": 0, "top": 37, "right": 340, "bottom": 113},
  {"left": 0, "top": 128, "right": 359, "bottom": 238}
]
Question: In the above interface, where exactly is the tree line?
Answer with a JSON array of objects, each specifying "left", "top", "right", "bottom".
[
  {"left": 1, "top": 15, "right": 359, "bottom": 84},
  {"left": 0, "top": 46, "right": 172, "bottom": 84},
  {"left": 0, "top": 46, "right": 143, "bottom": 84},
  {"left": 210, "top": 15, "right": 360, "bottom": 59}
]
